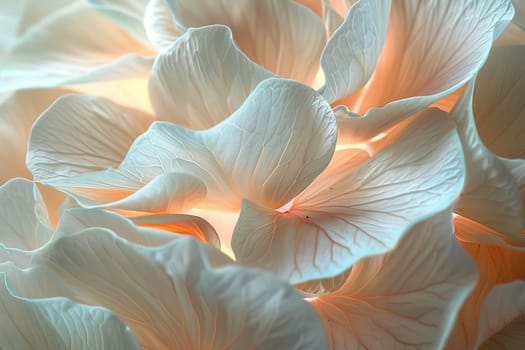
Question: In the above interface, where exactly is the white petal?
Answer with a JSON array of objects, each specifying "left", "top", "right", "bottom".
[
  {"left": 144, "top": 0, "right": 181, "bottom": 51},
  {"left": 0, "top": 89, "right": 71, "bottom": 183},
  {"left": 149, "top": 25, "right": 275, "bottom": 128},
  {"left": 50, "top": 79, "right": 336, "bottom": 212},
  {"left": 27, "top": 94, "right": 152, "bottom": 182},
  {"left": 0, "top": 275, "right": 141, "bottom": 350},
  {"left": 0, "top": 178, "right": 51, "bottom": 250},
  {"left": 0, "top": 2, "right": 153, "bottom": 91},
  {"left": 452, "top": 81, "right": 525, "bottom": 243},
  {"left": 319, "top": 0, "right": 390, "bottom": 103},
  {"left": 166, "top": 0, "right": 326, "bottom": 84},
  {"left": 233, "top": 108, "right": 465, "bottom": 283},
  {"left": 56, "top": 208, "right": 219, "bottom": 247},
  {"left": 309, "top": 210, "right": 477, "bottom": 349},
  {"left": 473, "top": 45, "right": 525, "bottom": 158},
  {"left": 86, "top": 0, "right": 151, "bottom": 45},
  {"left": 476, "top": 281, "right": 525, "bottom": 349},
  {"left": 336, "top": 0, "right": 515, "bottom": 144},
  {"left": 5, "top": 230, "right": 328, "bottom": 349}
]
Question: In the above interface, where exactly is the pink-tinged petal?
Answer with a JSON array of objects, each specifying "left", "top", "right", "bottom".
[
  {"left": 232, "top": 108, "right": 465, "bottom": 283},
  {"left": 447, "top": 223, "right": 525, "bottom": 349},
  {"left": 310, "top": 210, "right": 477, "bottom": 349},
  {"left": 451, "top": 81, "right": 525, "bottom": 243},
  {"left": 166, "top": 0, "right": 326, "bottom": 85},
  {"left": 149, "top": 25, "right": 275, "bottom": 129},
  {"left": 0, "top": 89, "right": 71, "bottom": 183},
  {"left": 53, "top": 79, "right": 336, "bottom": 212},
  {"left": 144, "top": 0, "right": 182, "bottom": 51},
  {"left": 476, "top": 281, "right": 525, "bottom": 349},
  {"left": 0, "top": 178, "right": 51, "bottom": 250},
  {"left": 336, "top": 0, "right": 514, "bottom": 144},
  {"left": 3, "top": 231, "right": 328, "bottom": 349},
  {"left": 473, "top": 45, "right": 525, "bottom": 159},
  {"left": 319, "top": 0, "right": 390, "bottom": 103},
  {"left": 0, "top": 275, "right": 141, "bottom": 350},
  {"left": 0, "top": 2, "right": 154, "bottom": 91},
  {"left": 27, "top": 94, "right": 152, "bottom": 182},
  {"left": 86, "top": 0, "right": 151, "bottom": 46}
]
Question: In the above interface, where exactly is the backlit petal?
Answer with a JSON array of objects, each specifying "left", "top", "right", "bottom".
[
  {"left": 336, "top": 0, "right": 514, "bottom": 144},
  {"left": 149, "top": 25, "right": 274, "bottom": 128},
  {"left": 320, "top": 0, "right": 390, "bottom": 103},
  {"left": 3, "top": 231, "right": 328, "bottom": 349},
  {"left": 233, "top": 108, "right": 465, "bottom": 283},
  {"left": 473, "top": 45, "right": 525, "bottom": 159},
  {"left": 166, "top": 0, "right": 326, "bottom": 84},
  {"left": 310, "top": 210, "right": 477, "bottom": 349},
  {"left": 0, "top": 2, "right": 153, "bottom": 91},
  {"left": 86, "top": 0, "right": 151, "bottom": 45},
  {"left": 452, "top": 81, "right": 525, "bottom": 243}
]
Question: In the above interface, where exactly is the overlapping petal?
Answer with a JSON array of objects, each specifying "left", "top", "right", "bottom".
[
  {"left": 475, "top": 281, "right": 525, "bottom": 349},
  {"left": 143, "top": 0, "right": 182, "bottom": 51},
  {"left": 336, "top": 0, "right": 515, "bottom": 144},
  {"left": 28, "top": 94, "right": 153, "bottom": 182},
  {"left": 473, "top": 45, "right": 525, "bottom": 159},
  {"left": 319, "top": 0, "right": 390, "bottom": 103},
  {"left": 86, "top": 0, "right": 151, "bottom": 45},
  {"left": 30, "top": 79, "right": 337, "bottom": 214},
  {"left": 0, "top": 275, "right": 141, "bottom": 350},
  {"left": 448, "top": 218, "right": 525, "bottom": 349},
  {"left": 149, "top": 25, "right": 275, "bottom": 128},
  {"left": 0, "top": 2, "right": 153, "bottom": 91},
  {"left": 0, "top": 178, "right": 52, "bottom": 251},
  {"left": 0, "top": 88, "right": 71, "bottom": 183},
  {"left": 165, "top": 0, "right": 326, "bottom": 85},
  {"left": 1, "top": 231, "right": 328, "bottom": 349},
  {"left": 232, "top": 108, "right": 465, "bottom": 283},
  {"left": 451, "top": 81, "right": 525, "bottom": 243},
  {"left": 310, "top": 210, "right": 477, "bottom": 349}
]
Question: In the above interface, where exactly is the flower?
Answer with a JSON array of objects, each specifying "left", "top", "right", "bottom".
[{"left": 0, "top": 0, "right": 524, "bottom": 348}]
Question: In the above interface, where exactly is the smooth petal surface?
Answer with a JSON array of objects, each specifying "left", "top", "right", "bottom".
[
  {"left": 451, "top": 81, "right": 525, "bottom": 243},
  {"left": 476, "top": 281, "right": 525, "bottom": 349},
  {"left": 233, "top": 108, "right": 465, "bottom": 283},
  {"left": 0, "top": 2, "right": 153, "bottom": 91},
  {"left": 44, "top": 79, "right": 336, "bottom": 212},
  {"left": 166, "top": 0, "right": 326, "bottom": 85},
  {"left": 27, "top": 94, "right": 152, "bottom": 181},
  {"left": 473, "top": 45, "right": 525, "bottom": 159},
  {"left": 336, "top": 0, "right": 514, "bottom": 143},
  {"left": 310, "top": 210, "right": 477, "bottom": 349},
  {"left": 4, "top": 231, "right": 328, "bottom": 349},
  {"left": 0, "top": 275, "right": 141, "bottom": 350},
  {"left": 0, "top": 178, "right": 52, "bottom": 251},
  {"left": 144, "top": 0, "right": 181, "bottom": 51},
  {"left": 86, "top": 0, "right": 151, "bottom": 45},
  {"left": 149, "top": 25, "right": 275, "bottom": 128},
  {"left": 319, "top": 0, "right": 390, "bottom": 103}
]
